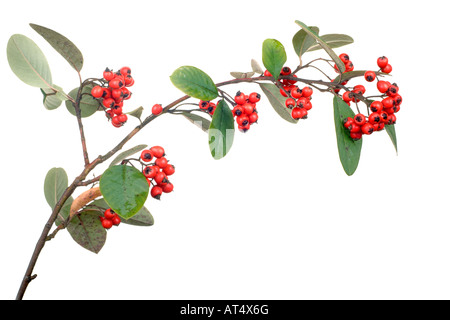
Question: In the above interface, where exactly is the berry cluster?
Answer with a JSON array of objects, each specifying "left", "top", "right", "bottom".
[
  {"left": 232, "top": 91, "right": 260, "bottom": 132},
  {"left": 334, "top": 53, "right": 355, "bottom": 73},
  {"left": 100, "top": 208, "right": 121, "bottom": 229},
  {"left": 341, "top": 56, "right": 402, "bottom": 140},
  {"left": 198, "top": 100, "right": 218, "bottom": 116},
  {"left": 91, "top": 66, "right": 135, "bottom": 128},
  {"left": 264, "top": 66, "right": 314, "bottom": 120},
  {"left": 140, "top": 146, "right": 175, "bottom": 200}
]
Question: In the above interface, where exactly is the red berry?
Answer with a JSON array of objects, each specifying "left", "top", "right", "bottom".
[
  {"left": 349, "top": 124, "right": 361, "bottom": 133},
  {"left": 248, "top": 92, "right": 260, "bottom": 103},
  {"left": 236, "top": 115, "right": 249, "bottom": 126},
  {"left": 109, "top": 78, "right": 124, "bottom": 89},
  {"left": 388, "top": 114, "right": 397, "bottom": 125},
  {"left": 280, "top": 66, "right": 291, "bottom": 76},
  {"left": 345, "top": 61, "right": 354, "bottom": 72},
  {"left": 103, "top": 68, "right": 115, "bottom": 81},
  {"left": 117, "top": 114, "right": 127, "bottom": 123},
  {"left": 386, "top": 84, "right": 399, "bottom": 97},
  {"left": 150, "top": 146, "right": 165, "bottom": 158},
  {"left": 353, "top": 85, "right": 366, "bottom": 95},
  {"left": 379, "top": 111, "right": 389, "bottom": 123},
  {"left": 238, "top": 123, "right": 251, "bottom": 133},
  {"left": 377, "top": 56, "right": 389, "bottom": 69},
  {"left": 120, "top": 66, "right": 131, "bottom": 76},
  {"left": 143, "top": 165, "right": 158, "bottom": 179},
  {"left": 370, "top": 101, "right": 383, "bottom": 113},
  {"left": 232, "top": 106, "right": 244, "bottom": 117},
  {"left": 234, "top": 91, "right": 246, "bottom": 105},
  {"left": 350, "top": 132, "right": 362, "bottom": 140},
  {"left": 121, "top": 87, "right": 131, "bottom": 100},
  {"left": 207, "top": 103, "right": 216, "bottom": 115},
  {"left": 381, "top": 64, "right": 392, "bottom": 74},
  {"left": 162, "top": 182, "right": 174, "bottom": 193},
  {"left": 91, "top": 86, "right": 104, "bottom": 98},
  {"left": 302, "top": 87, "right": 313, "bottom": 98},
  {"left": 361, "top": 123, "right": 374, "bottom": 135},
  {"left": 291, "top": 87, "right": 302, "bottom": 99},
  {"left": 163, "top": 164, "right": 175, "bottom": 176},
  {"left": 364, "top": 71, "right": 376, "bottom": 82},
  {"left": 111, "top": 88, "right": 124, "bottom": 100},
  {"left": 152, "top": 104, "right": 163, "bottom": 115},
  {"left": 242, "top": 103, "right": 255, "bottom": 115},
  {"left": 264, "top": 70, "right": 272, "bottom": 77},
  {"left": 101, "top": 218, "right": 113, "bottom": 229},
  {"left": 140, "top": 150, "right": 153, "bottom": 162},
  {"left": 124, "top": 75, "right": 134, "bottom": 86},
  {"left": 102, "top": 98, "right": 115, "bottom": 109},
  {"left": 111, "top": 116, "right": 122, "bottom": 127},
  {"left": 342, "top": 91, "right": 355, "bottom": 103},
  {"left": 382, "top": 97, "right": 394, "bottom": 109},
  {"left": 155, "top": 157, "right": 168, "bottom": 169},
  {"left": 285, "top": 98, "right": 296, "bottom": 109},
  {"left": 339, "top": 53, "right": 350, "bottom": 64},
  {"left": 199, "top": 100, "right": 210, "bottom": 110},
  {"left": 104, "top": 208, "right": 115, "bottom": 219},
  {"left": 343, "top": 117, "right": 354, "bottom": 129},
  {"left": 151, "top": 186, "right": 163, "bottom": 200},
  {"left": 112, "top": 215, "right": 121, "bottom": 226},
  {"left": 248, "top": 112, "right": 258, "bottom": 124},
  {"left": 353, "top": 113, "right": 366, "bottom": 126},
  {"left": 377, "top": 81, "right": 390, "bottom": 93},
  {"left": 154, "top": 172, "right": 168, "bottom": 185}
]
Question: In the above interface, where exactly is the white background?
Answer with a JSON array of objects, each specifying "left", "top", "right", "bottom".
[{"left": 1, "top": 0, "right": 449, "bottom": 300}]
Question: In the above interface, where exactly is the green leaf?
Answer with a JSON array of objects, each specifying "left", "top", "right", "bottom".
[
  {"left": 292, "top": 26, "right": 320, "bottom": 58},
  {"left": 259, "top": 83, "right": 298, "bottom": 124},
  {"left": 208, "top": 100, "right": 235, "bottom": 160},
  {"left": 251, "top": 59, "right": 263, "bottom": 74},
  {"left": 181, "top": 111, "right": 211, "bottom": 133},
  {"left": 65, "top": 85, "right": 100, "bottom": 118},
  {"left": 67, "top": 210, "right": 106, "bottom": 254},
  {"left": 41, "top": 84, "right": 67, "bottom": 110},
  {"left": 333, "top": 96, "right": 362, "bottom": 176},
  {"left": 29, "top": 23, "right": 83, "bottom": 72},
  {"left": 99, "top": 165, "right": 149, "bottom": 220},
  {"left": 294, "top": 20, "right": 346, "bottom": 73},
  {"left": 7, "top": 34, "right": 52, "bottom": 88},
  {"left": 88, "top": 198, "right": 154, "bottom": 227},
  {"left": 385, "top": 124, "right": 398, "bottom": 154},
  {"left": 109, "top": 144, "right": 148, "bottom": 167},
  {"left": 44, "top": 167, "right": 68, "bottom": 209},
  {"left": 170, "top": 66, "right": 218, "bottom": 101},
  {"left": 307, "top": 33, "right": 354, "bottom": 52},
  {"left": 262, "top": 39, "right": 287, "bottom": 80},
  {"left": 126, "top": 106, "right": 144, "bottom": 121},
  {"left": 230, "top": 71, "right": 255, "bottom": 79}
]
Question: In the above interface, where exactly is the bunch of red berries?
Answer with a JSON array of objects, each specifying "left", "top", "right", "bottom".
[
  {"left": 90, "top": 66, "right": 135, "bottom": 128},
  {"left": 140, "top": 146, "right": 175, "bottom": 200},
  {"left": 342, "top": 56, "right": 402, "bottom": 140},
  {"left": 232, "top": 91, "right": 260, "bottom": 132},
  {"left": 334, "top": 53, "right": 355, "bottom": 73},
  {"left": 100, "top": 208, "right": 121, "bottom": 229},
  {"left": 198, "top": 100, "right": 218, "bottom": 116}
]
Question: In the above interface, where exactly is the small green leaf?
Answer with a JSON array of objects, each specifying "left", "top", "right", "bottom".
[
  {"left": 29, "top": 23, "right": 84, "bottom": 72},
  {"left": 307, "top": 33, "right": 354, "bottom": 52},
  {"left": 126, "top": 106, "right": 144, "bottom": 120},
  {"left": 100, "top": 165, "right": 149, "bottom": 220},
  {"left": 251, "top": 59, "right": 263, "bottom": 74},
  {"left": 65, "top": 85, "right": 100, "bottom": 118},
  {"left": 333, "top": 96, "right": 362, "bottom": 176},
  {"left": 385, "top": 124, "right": 398, "bottom": 154},
  {"left": 181, "top": 111, "right": 211, "bottom": 133},
  {"left": 41, "top": 84, "right": 67, "bottom": 110},
  {"left": 294, "top": 20, "right": 346, "bottom": 73},
  {"left": 208, "top": 100, "right": 235, "bottom": 160},
  {"left": 44, "top": 167, "right": 68, "bottom": 209},
  {"left": 230, "top": 71, "right": 255, "bottom": 79},
  {"left": 259, "top": 83, "right": 298, "bottom": 124},
  {"left": 67, "top": 210, "right": 106, "bottom": 254},
  {"left": 262, "top": 39, "right": 287, "bottom": 80},
  {"left": 170, "top": 66, "right": 218, "bottom": 101},
  {"left": 292, "top": 26, "right": 319, "bottom": 58},
  {"left": 7, "top": 34, "right": 52, "bottom": 88},
  {"left": 109, "top": 144, "right": 148, "bottom": 167}
]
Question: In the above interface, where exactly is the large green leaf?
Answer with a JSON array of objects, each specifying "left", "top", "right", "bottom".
[
  {"left": 170, "top": 66, "right": 218, "bottom": 101},
  {"left": 385, "top": 124, "right": 398, "bottom": 154},
  {"left": 259, "top": 83, "right": 298, "bottom": 124},
  {"left": 294, "top": 20, "right": 346, "bottom": 73},
  {"left": 307, "top": 33, "right": 354, "bottom": 52},
  {"left": 208, "top": 100, "right": 235, "bottom": 160},
  {"left": 292, "top": 26, "right": 319, "bottom": 58},
  {"left": 99, "top": 165, "right": 149, "bottom": 220},
  {"left": 29, "top": 23, "right": 84, "bottom": 73},
  {"left": 67, "top": 210, "right": 106, "bottom": 254},
  {"left": 262, "top": 39, "right": 287, "bottom": 80},
  {"left": 44, "top": 167, "right": 69, "bottom": 209},
  {"left": 7, "top": 34, "right": 52, "bottom": 88},
  {"left": 65, "top": 85, "right": 100, "bottom": 117},
  {"left": 333, "top": 96, "right": 362, "bottom": 176},
  {"left": 109, "top": 144, "right": 148, "bottom": 167}
]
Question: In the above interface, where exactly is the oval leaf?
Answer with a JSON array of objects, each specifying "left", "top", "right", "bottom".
[
  {"left": 65, "top": 85, "right": 100, "bottom": 118},
  {"left": 251, "top": 59, "right": 263, "bottom": 74},
  {"left": 333, "top": 96, "right": 362, "bottom": 176},
  {"left": 385, "top": 124, "right": 398, "bottom": 154},
  {"left": 41, "top": 84, "right": 67, "bottom": 110},
  {"left": 294, "top": 20, "right": 346, "bottom": 73},
  {"left": 181, "top": 111, "right": 211, "bottom": 133},
  {"left": 208, "top": 100, "right": 235, "bottom": 160},
  {"left": 307, "top": 34, "right": 354, "bottom": 52},
  {"left": 99, "top": 165, "right": 149, "bottom": 220},
  {"left": 109, "top": 144, "right": 148, "bottom": 167},
  {"left": 44, "top": 167, "right": 69, "bottom": 209},
  {"left": 67, "top": 210, "right": 106, "bottom": 254},
  {"left": 262, "top": 39, "right": 287, "bottom": 80},
  {"left": 259, "top": 83, "right": 298, "bottom": 124},
  {"left": 170, "top": 66, "right": 218, "bottom": 101},
  {"left": 7, "top": 34, "right": 52, "bottom": 88},
  {"left": 292, "top": 26, "right": 320, "bottom": 58},
  {"left": 29, "top": 23, "right": 84, "bottom": 72}
]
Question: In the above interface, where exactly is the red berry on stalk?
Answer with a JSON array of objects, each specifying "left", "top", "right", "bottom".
[
  {"left": 102, "top": 98, "right": 115, "bottom": 109},
  {"left": 232, "top": 106, "right": 244, "bottom": 117},
  {"left": 291, "top": 87, "right": 302, "bottom": 99},
  {"left": 143, "top": 165, "right": 158, "bottom": 179},
  {"left": 302, "top": 87, "right": 313, "bottom": 98},
  {"left": 388, "top": 114, "right": 397, "bottom": 125},
  {"left": 109, "top": 78, "right": 124, "bottom": 89},
  {"left": 151, "top": 186, "right": 163, "bottom": 200},
  {"left": 155, "top": 157, "right": 168, "bottom": 169},
  {"left": 249, "top": 112, "right": 258, "bottom": 124},
  {"left": 350, "top": 124, "right": 361, "bottom": 133},
  {"left": 112, "top": 216, "right": 121, "bottom": 226},
  {"left": 345, "top": 61, "right": 354, "bottom": 72},
  {"left": 248, "top": 92, "right": 261, "bottom": 103},
  {"left": 117, "top": 114, "right": 127, "bottom": 123},
  {"left": 364, "top": 71, "right": 376, "bottom": 82},
  {"left": 163, "top": 164, "right": 175, "bottom": 176},
  {"left": 353, "top": 85, "right": 366, "bottom": 95},
  {"left": 154, "top": 172, "right": 168, "bottom": 186},
  {"left": 264, "top": 70, "right": 272, "bottom": 77},
  {"left": 104, "top": 208, "right": 115, "bottom": 220},
  {"left": 162, "top": 183, "right": 174, "bottom": 194},
  {"left": 103, "top": 68, "right": 115, "bottom": 81},
  {"left": 199, "top": 100, "right": 209, "bottom": 110},
  {"left": 111, "top": 116, "right": 122, "bottom": 127},
  {"left": 236, "top": 115, "right": 249, "bottom": 126},
  {"left": 280, "top": 66, "right": 291, "bottom": 76},
  {"left": 343, "top": 117, "right": 354, "bottom": 129},
  {"left": 124, "top": 75, "right": 134, "bottom": 86},
  {"left": 150, "top": 146, "right": 165, "bottom": 158},
  {"left": 91, "top": 86, "right": 104, "bottom": 98},
  {"left": 141, "top": 150, "right": 153, "bottom": 162},
  {"left": 369, "top": 112, "right": 381, "bottom": 124},
  {"left": 354, "top": 113, "right": 366, "bottom": 126},
  {"left": 382, "top": 97, "right": 394, "bottom": 109},
  {"left": 377, "top": 56, "right": 389, "bottom": 69},
  {"left": 242, "top": 103, "right": 255, "bottom": 115},
  {"left": 377, "top": 81, "right": 390, "bottom": 93},
  {"left": 381, "top": 64, "right": 392, "bottom": 74},
  {"left": 350, "top": 132, "right": 362, "bottom": 140},
  {"left": 238, "top": 123, "right": 251, "bottom": 133},
  {"left": 152, "top": 104, "right": 163, "bottom": 115},
  {"left": 285, "top": 98, "right": 296, "bottom": 109},
  {"left": 102, "top": 218, "right": 113, "bottom": 229},
  {"left": 339, "top": 53, "right": 350, "bottom": 64},
  {"left": 120, "top": 66, "right": 131, "bottom": 76},
  {"left": 121, "top": 87, "right": 131, "bottom": 100},
  {"left": 234, "top": 91, "right": 246, "bottom": 105}
]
